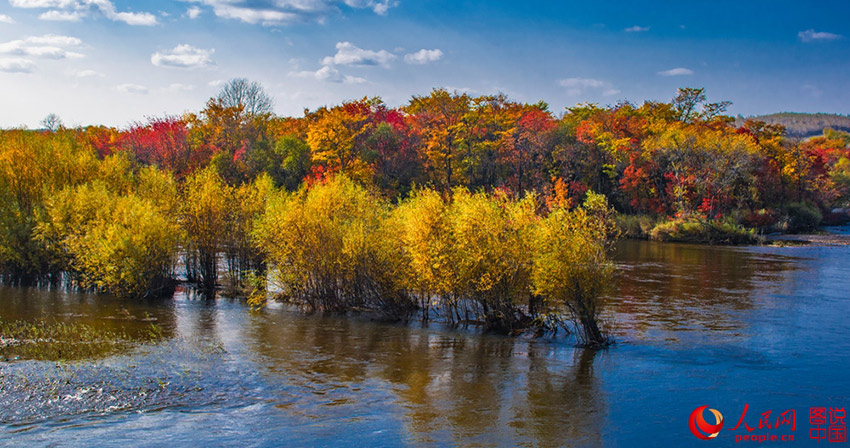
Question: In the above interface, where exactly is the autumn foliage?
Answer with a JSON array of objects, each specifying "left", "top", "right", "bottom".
[{"left": 1, "top": 80, "right": 849, "bottom": 344}]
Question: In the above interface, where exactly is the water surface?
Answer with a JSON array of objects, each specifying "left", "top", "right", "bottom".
[{"left": 1, "top": 240, "right": 848, "bottom": 447}]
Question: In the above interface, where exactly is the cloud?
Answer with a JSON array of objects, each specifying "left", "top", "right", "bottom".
[
  {"left": 558, "top": 77, "right": 619, "bottom": 96},
  {"left": 798, "top": 29, "right": 842, "bottom": 42},
  {"left": 10, "top": 0, "right": 157, "bottom": 26},
  {"left": 71, "top": 68, "right": 103, "bottom": 78},
  {"left": 624, "top": 25, "right": 649, "bottom": 32},
  {"left": 208, "top": 79, "right": 224, "bottom": 87},
  {"left": 39, "top": 10, "right": 83, "bottom": 21},
  {"left": 658, "top": 67, "right": 694, "bottom": 76},
  {"left": 165, "top": 83, "right": 195, "bottom": 92},
  {"left": 0, "top": 57, "right": 35, "bottom": 73},
  {"left": 188, "top": 0, "right": 397, "bottom": 26},
  {"left": 0, "top": 14, "right": 15, "bottom": 23},
  {"left": 151, "top": 44, "right": 214, "bottom": 69},
  {"left": 0, "top": 34, "right": 84, "bottom": 59},
  {"left": 292, "top": 65, "right": 366, "bottom": 84},
  {"left": 116, "top": 83, "right": 148, "bottom": 94},
  {"left": 321, "top": 41, "right": 395, "bottom": 67},
  {"left": 342, "top": 0, "right": 396, "bottom": 15},
  {"left": 186, "top": 6, "right": 202, "bottom": 19},
  {"left": 404, "top": 48, "right": 443, "bottom": 65}
]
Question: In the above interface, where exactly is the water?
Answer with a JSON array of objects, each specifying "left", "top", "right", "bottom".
[{"left": 1, "top": 240, "right": 848, "bottom": 447}]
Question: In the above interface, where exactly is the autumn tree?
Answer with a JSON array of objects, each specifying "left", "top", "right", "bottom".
[
  {"left": 405, "top": 88, "right": 471, "bottom": 190},
  {"left": 306, "top": 104, "right": 371, "bottom": 180}
]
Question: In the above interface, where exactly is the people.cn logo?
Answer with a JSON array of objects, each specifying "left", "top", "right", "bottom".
[{"left": 689, "top": 405, "right": 725, "bottom": 440}]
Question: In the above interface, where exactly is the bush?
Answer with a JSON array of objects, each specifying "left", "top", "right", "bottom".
[
  {"left": 37, "top": 183, "right": 180, "bottom": 298},
  {"left": 615, "top": 214, "right": 658, "bottom": 239},
  {"left": 532, "top": 193, "right": 616, "bottom": 346},
  {"left": 649, "top": 217, "right": 756, "bottom": 244},
  {"left": 181, "top": 166, "right": 233, "bottom": 290},
  {"left": 785, "top": 201, "right": 822, "bottom": 233},
  {"left": 253, "top": 175, "right": 414, "bottom": 317}
]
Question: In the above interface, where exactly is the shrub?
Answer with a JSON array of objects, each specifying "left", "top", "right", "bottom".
[
  {"left": 649, "top": 217, "right": 756, "bottom": 244},
  {"left": 532, "top": 193, "right": 616, "bottom": 346},
  {"left": 615, "top": 214, "right": 658, "bottom": 239},
  {"left": 37, "top": 183, "right": 180, "bottom": 298},
  {"left": 253, "top": 175, "right": 414, "bottom": 317},
  {"left": 181, "top": 166, "right": 233, "bottom": 290},
  {"left": 785, "top": 201, "right": 822, "bottom": 233}
]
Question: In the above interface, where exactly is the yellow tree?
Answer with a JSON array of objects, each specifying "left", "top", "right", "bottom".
[
  {"left": 306, "top": 105, "right": 370, "bottom": 180},
  {"left": 405, "top": 89, "right": 471, "bottom": 190}
]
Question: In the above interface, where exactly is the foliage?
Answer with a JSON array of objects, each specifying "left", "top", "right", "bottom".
[
  {"left": 37, "top": 182, "right": 179, "bottom": 298},
  {"left": 649, "top": 217, "right": 757, "bottom": 245},
  {"left": 531, "top": 194, "right": 616, "bottom": 346},
  {"left": 180, "top": 166, "right": 233, "bottom": 289},
  {"left": 784, "top": 201, "right": 823, "bottom": 233}
]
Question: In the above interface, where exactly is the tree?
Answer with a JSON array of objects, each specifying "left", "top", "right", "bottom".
[
  {"left": 405, "top": 89, "right": 471, "bottom": 190},
  {"left": 306, "top": 105, "right": 370, "bottom": 179},
  {"left": 41, "top": 113, "right": 63, "bottom": 132},
  {"left": 216, "top": 78, "right": 274, "bottom": 117}
]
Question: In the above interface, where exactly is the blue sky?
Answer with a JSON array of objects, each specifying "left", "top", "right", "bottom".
[{"left": 0, "top": 0, "right": 847, "bottom": 128}]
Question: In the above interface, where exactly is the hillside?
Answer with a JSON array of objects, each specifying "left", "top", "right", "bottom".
[{"left": 735, "top": 112, "right": 850, "bottom": 138}]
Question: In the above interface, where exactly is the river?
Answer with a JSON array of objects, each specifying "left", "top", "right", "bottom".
[{"left": 1, "top": 240, "right": 848, "bottom": 447}]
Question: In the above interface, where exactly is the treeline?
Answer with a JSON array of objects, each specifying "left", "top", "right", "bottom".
[
  {"left": 2, "top": 80, "right": 850, "bottom": 343},
  {"left": 736, "top": 112, "right": 850, "bottom": 138}
]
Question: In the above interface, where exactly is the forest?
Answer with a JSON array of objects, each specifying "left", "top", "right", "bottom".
[{"left": 1, "top": 80, "right": 849, "bottom": 345}]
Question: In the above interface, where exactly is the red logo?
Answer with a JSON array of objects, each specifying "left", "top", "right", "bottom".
[{"left": 690, "top": 405, "right": 725, "bottom": 440}]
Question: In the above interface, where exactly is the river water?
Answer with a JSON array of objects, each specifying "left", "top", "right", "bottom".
[{"left": 0, "top": 240, "right": 848, "bottom": 447}]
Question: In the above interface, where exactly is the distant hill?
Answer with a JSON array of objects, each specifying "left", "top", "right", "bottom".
[{"left": 735, "top": 113, "right": 850, "bottom": 139}]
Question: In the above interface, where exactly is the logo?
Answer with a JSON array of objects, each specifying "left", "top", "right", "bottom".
[{"left": 690, "top": 405, "right": 725, "bottom": 440}]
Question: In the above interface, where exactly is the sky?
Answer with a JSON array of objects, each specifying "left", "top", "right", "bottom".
[{"left": 0, "top": 0, "right": 848, "bottom": 128}]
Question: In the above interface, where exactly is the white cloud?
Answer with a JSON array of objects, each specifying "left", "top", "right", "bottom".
[
  {"left": 658, "top": 67, "right": 694, "bottom": 76},
  {"left": 404, "top": 48, "right": 443, "bottom": 65},
  {"left": 116, "top": 83, "right": 148, "bottom": 94},
  {"left": 39, "top": 10, "right": 83, "bottom": 21},
  {"left": 10, "top": 0, "right": 157, "bottom": 26},
  {"left": 165, "top": 83, "right": 195, "bottom": 92},
  {"left": 151, "top": 44, "right": 214, "bottom": 69},
  {"left": 0, "top": 34, "right": 84, "bottom": 60},
  {"left": 208, "top": 79, "right": 224, "bottom": 87},
  {"left": 0, "top": 14, "right": 15, "bottom": 23},
  {"left": 71, "top": 69, "right": 103, "bottom": 78},
  {"left": 0, "top": 57, "right": 35, "bottom": 73},
  {"left": 624, "top": 25, "right": 649, "bottom": 32},
  {"left": 292, "top": 65, "right": 367, "bottom": 84},
  {"left": 343, "top": 0, "right": 396, "bottom": 15},
  {"left": 558, "top": 77, "right": 619, "bottom": 96},
  {"left": 26, "top": 34, "right": 81, "bottom": 46},
  {"left": 798, "top": 29, "right": 842, "bottom": 42},
  {"left": 321, "top": 41, "right": 395, "bottom": 67},
  {"left": 190, "top": 0, "right": 397, "bottom": 26},
  {"left": 186, "top": 6, "right": 202, "bottom": 19}
]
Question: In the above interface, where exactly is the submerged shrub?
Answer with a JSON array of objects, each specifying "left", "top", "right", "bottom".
[
  {"left": 0, "top": 130, "right": 99, "bottom": 281},
  {"left": 253, "top": 175, "right": 414, "bottom": 317},
  {"left": 224, "top": 174, "right": 274, "bottom": 289},
  {"left": 37, "top": 183, "right": 180, "bottom": 298},
  {"left": 532, "top": 194, "right": 616, "bottom": 346},
  {"left": 181, "top": 166, "right": 233, "bottom": 290}
]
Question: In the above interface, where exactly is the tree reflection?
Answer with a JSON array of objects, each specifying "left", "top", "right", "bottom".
[{"left": 247, "top": 312, "right": 605, "bottom": 446}]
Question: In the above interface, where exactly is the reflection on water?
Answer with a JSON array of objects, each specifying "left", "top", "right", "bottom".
[
  {"left": 608, "top": 240, "right": 801, "bottom": 340},
  {"left": 1, "top": 241, "right": 849, "bottom": 446},
  {"left": 248, "top": 312, "right": 604, "bottom": 446}
]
